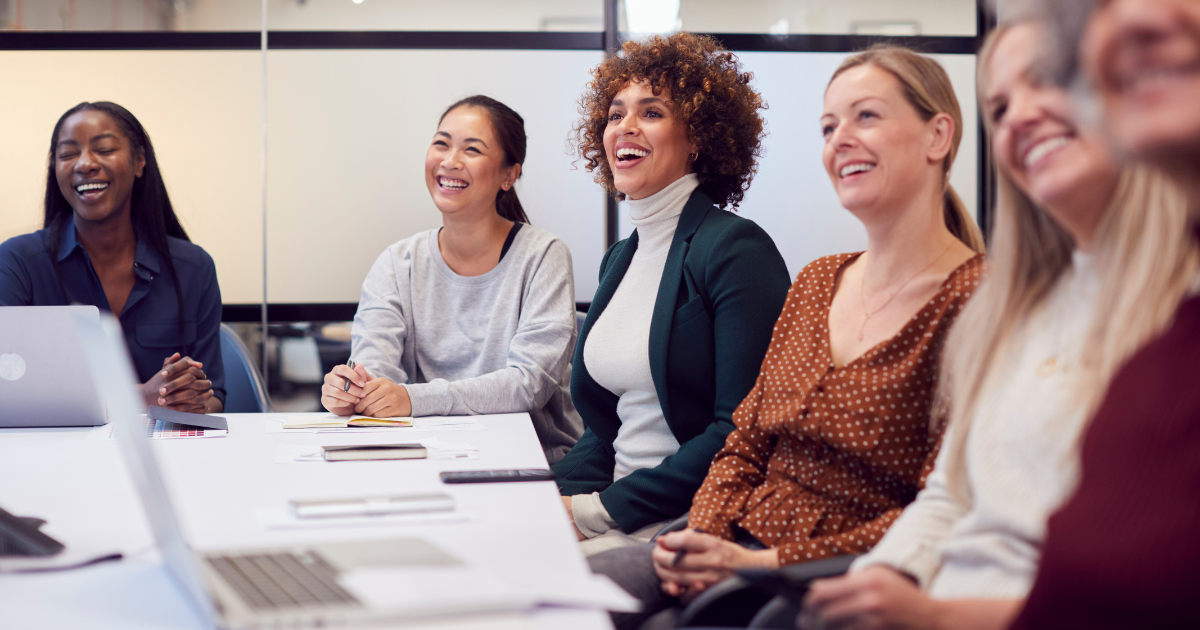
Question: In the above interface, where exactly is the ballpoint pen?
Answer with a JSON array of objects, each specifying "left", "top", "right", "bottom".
[
  {"left": 671, "top": 528, "right": 706, "bottom": 567},
  {"left": 343, "top": 359, "right": 357, "bottom": 393}
]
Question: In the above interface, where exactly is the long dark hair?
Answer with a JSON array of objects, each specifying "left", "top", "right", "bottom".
[
  {"left": 45, "top": 101, "right": 191, "bottom": 351},
  {"left": 439, "top": 95, "right": 530, "bottom": 223}
]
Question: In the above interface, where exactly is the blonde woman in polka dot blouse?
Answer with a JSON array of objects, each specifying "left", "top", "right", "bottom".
[
  {"left": 800, "top": 19, "right": 1199, "bottom": 630},
  {"left": 589, "top": 46, "right": 985, "bottom": 629}
]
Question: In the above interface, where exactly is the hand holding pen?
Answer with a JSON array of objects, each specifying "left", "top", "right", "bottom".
[
  {"left": 671, "top": 527, "right": 706, "bottom": 568},
  {"left": 343, "top": 359, "right": 357, "bottom": 392},
  {"left": 650, "top": 527, "right": 780, "bottom": 599},
  {"left": 319, "top": 358, "right": 370, "bottom": 416},
  {"left": 651, "top": 527, "right": 712, "bottom": 598}
]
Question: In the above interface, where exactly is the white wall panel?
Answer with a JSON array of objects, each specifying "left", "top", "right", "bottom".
[
  {"left": 619, "top": 52, "right": 978, "bottom": 280},
  {"left": 677, "top": 0, "right": 976, "bottom": 36},
  {"left": 0, "top": 46, "right": 977, "bottom": 310},
  {"left": 265, "top": 49, "right": 607, "bottom": 304},
  {"left": 0, "top": 50, "right": 264, "bottom": 304}
]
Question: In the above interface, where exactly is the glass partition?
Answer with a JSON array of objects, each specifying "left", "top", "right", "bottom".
[
  {"left": 1, "top": 0, "right": 247, "bottom": 31},
  {"left": 0, "top": 0, "right": 986, "bottom": 412},
  {"left": 263, "top": 48, "right": 607, "bottom": 305},
  {"left": 620, "top": 0, "right": 976, "bottom": 37},
  {"left": 264, "top": 0, "right": 603, "bottom": 32}
]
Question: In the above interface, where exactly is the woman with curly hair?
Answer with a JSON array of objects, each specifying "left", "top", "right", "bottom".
[
  {"left": 590, "top": 45, "right": 986, "bottom": 629},
  {"left": 551, "top": 32, "right": 792, "bottom": 555}
]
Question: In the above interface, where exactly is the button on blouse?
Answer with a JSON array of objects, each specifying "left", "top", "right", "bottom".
[{"left": 688, "top": 252, "right": 984, "bottom": 565}]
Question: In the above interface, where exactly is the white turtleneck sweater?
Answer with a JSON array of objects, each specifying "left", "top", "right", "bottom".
[
  {"left": 852, "top": 251, "right": 1101, "bottom": 600},
  {"left": 572, "top": 174, "right": 700, "bottom": 538}
]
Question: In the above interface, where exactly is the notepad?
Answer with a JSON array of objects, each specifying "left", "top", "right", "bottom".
[{"left": 282, "top": 415, "right": 413, "bottom": 429}]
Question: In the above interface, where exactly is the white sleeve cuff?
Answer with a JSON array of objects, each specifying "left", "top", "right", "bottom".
[
  {"left": 850, "top": 541, "right": 941, "bottom": 588},
  {"left": 571, "top": 492, "right": 619, "bottom": 539}
]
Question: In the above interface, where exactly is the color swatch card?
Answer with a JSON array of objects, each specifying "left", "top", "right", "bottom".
[{"left": 88, "top": 416, "right": 227, "bottom": 441}]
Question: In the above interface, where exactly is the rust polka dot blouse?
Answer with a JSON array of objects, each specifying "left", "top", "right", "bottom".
[{"left": 688, "top": 252, "right": 984, "bottom": 565}]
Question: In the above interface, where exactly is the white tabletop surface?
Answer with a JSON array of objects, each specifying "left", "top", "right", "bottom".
[{"left": 0, "top": 413, "right": 611, "bottom": 630}]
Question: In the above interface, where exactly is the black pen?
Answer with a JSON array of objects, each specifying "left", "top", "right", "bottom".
[
  {"left": 671, "top": 528, "right": 706, "bottom": 567},
  {"left": 343, "top": 359, "right": 357, "bottom": 393}
]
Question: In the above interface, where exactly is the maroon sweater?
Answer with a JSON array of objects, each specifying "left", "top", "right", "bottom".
[{"left": 1010, "top": 287, "right": 1200, "bottom": 628}]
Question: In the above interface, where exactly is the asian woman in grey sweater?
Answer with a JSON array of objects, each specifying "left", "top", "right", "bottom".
[{"left": 319, "top": 95, "right": 583, "bottom": 464}]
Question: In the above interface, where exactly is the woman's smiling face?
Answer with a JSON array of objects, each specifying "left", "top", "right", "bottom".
[
  {"left": 1085, "top": 0, "right": 1200, "bottom": 168},
  {"left": 602, "top": 80, "right": 697, "bottom": 200},
  {"left": 820, "top": 64, "right": 949, "bottom": 218},
  {"left": 987, "top": 22, "right": 1119, "bottom": 215},
  {"left": 54, "top": 109, "right": 145, "bottom": 225},
  {"left": 425, "top": 105, "right": 517, "bottom": 216}
]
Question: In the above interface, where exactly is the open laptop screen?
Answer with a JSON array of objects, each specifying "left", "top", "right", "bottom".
[
  {"left": 0, "top": 306, "right": 105, "bottom": 427},
  {"left": 73, "top": 312, "right": 218, "bottom": 628}
]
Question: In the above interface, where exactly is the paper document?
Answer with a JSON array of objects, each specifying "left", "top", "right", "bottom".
[
  {"left": 256, "top": 506, "right": 472, "bottom": 530},
  {"left": 266, "top": 415, "right": 485, "bottom": 434},
  {"left": 338, "top": 567, "right": 640, "bottom": 614},
  {"left": 274, "top": 438, "right": 479, "bottom": 463},
  {"left": 283, "top": 414, "right": 412, "bottom": 429}
]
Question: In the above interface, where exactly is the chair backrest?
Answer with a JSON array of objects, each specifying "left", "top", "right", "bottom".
[
  {"left": 575, "top": 311, "right": 587, "bottom": 335},
  {"left": 219, "top": 323, "right": 272, "bottom": 413}
]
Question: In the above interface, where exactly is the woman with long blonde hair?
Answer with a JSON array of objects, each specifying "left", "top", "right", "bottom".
[
  {"left": 591, "top": 43, "right": 986, "bottom": 629},
  {"left": 801, "top": 17, "right": 1200, "bottom": 630}
]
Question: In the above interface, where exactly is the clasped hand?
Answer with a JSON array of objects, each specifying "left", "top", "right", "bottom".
[
  {"left": 142, "top": 353, "right": 213, "bottom": 413},
  {"left": 650, "top": 529, "right": 780, "bottom": 601},
  {"left": 320, "top": 363, "right": 412, "bottom": 417},
  {"left": 798, "top": 566, "right": 935, "bottom": 630},
  {"left": 798, "top": 566, "right": 1022, "bottom": 630}
]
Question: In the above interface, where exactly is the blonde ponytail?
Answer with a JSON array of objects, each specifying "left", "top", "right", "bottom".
[{"left": 945, "top": 186, "right": 985, "bottom": 252}]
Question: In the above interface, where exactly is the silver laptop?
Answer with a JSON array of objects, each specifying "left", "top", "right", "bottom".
[
  {"left": 72, "top": 312, "right": 524, "bottom": 629},
  {"left": 0, "top": 306, "right": 105, "bottom": 427}
]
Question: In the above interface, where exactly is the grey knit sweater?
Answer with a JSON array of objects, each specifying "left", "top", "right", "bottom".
[{"left": 350, "top": 225, "right": 583, "bottom": 463}]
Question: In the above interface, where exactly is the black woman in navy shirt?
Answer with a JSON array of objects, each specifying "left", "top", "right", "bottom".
[{"left": 0, "top": 102, "right": 224, "bottom": 413}]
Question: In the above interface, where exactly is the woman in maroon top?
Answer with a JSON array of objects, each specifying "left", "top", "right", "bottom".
[{"left": 1007, "top": 1, "right": 1200, "bottom": 628}]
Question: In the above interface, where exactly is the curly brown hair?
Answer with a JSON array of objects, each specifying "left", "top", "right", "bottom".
[{"left": 572, "top": 32, "right": 766, "bottom": 209}]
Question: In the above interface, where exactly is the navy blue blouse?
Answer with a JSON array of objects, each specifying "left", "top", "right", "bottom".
[{"left": 0, "top": 225, "right": 225, "bottom": 405}]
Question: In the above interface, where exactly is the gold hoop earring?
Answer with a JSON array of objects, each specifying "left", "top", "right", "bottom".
[{"left": 689, "top": 153, "right": 698, "bottom": 161}]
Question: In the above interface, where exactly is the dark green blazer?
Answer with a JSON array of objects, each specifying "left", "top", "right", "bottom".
[{"left": 553, "top": 188, "right": 791, "bottom": 533}]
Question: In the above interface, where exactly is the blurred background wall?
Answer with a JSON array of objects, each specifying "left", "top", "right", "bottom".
[{"left": 0, "top": 0, "right": 983, "bottom": 409}]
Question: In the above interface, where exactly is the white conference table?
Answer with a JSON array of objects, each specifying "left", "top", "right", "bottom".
[{"left": 0, "top": 413, "right": 612, "bottom": 630}]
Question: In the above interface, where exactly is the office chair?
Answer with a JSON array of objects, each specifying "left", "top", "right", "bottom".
[
  {"left": 219, "top": 323, "right": 272, "bottom": 413},
  {"left": 675, "top": 555, "right": 857, "bottom": 628},
  {"left": 576, "top": 311, "right": 587, "bottom": 334}
]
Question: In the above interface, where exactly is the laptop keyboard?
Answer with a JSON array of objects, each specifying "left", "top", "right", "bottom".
[{"left": 206, "top": 550, "right": 359, "bottom": 610}]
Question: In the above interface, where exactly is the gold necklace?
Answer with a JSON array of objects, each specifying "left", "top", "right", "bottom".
[
  {"left": 1035, "top": 355, "right": 1058, "bottom": 378},
  {"left": 1035, "top": 263, "right": 1082, "bottom": 378},
  {"left": 858, "top": 243, "right": 955, "bottom": 342}
]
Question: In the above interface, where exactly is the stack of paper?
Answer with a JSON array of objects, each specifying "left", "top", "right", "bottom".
[
  {"left": 256, "top": 506, "right": 472, "bottom": 530},
  {"left": 266, "top": 415, "right": 485, "bottom": 434},
  {"left": 282, "top": 415, "right": 412, "bottom": 429}
]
